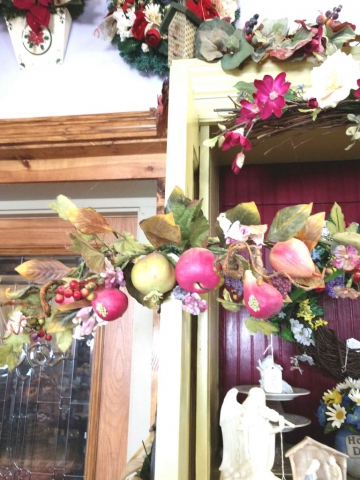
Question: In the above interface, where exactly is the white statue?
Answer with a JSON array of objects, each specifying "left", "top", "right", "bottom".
[
  {"left": 304, "top": 459, "right": 320, "bottom": 480},
  {"left": 324, "top": 455, "right": 342, "bottom": 480},
  {"left": 219, "top": 387, "right": 292, "bottom": 480}
]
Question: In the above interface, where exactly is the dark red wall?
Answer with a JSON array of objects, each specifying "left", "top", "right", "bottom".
[{"left": 218, "top": 159, "right": 360, "bottom": 446}]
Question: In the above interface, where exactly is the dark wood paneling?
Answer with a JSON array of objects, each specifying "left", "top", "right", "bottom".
[{"left": 219, "top": 160, "right": 360, "bottom": 446}]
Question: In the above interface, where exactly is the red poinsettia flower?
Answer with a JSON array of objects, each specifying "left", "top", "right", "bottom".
[
  {"left": 221, "top": 131, "right": 252, "bottom": 151},
  {"left": 28, "top": 28, "right": 45, "bottom": 45},
  {"left": 132, "top": 10, "right": 148, "bottom": 40},
  {"left": 354, "top": 79, "right": 360, "bottom": 99},
  {"left": 254, "top": 72, "right": 291, "bottom": 120},
  {"left": 13, "top": 0, "right": 52, "bottom": 32},
  {"left": 186, "top": 0, "right": 219, "bottom": 21}
]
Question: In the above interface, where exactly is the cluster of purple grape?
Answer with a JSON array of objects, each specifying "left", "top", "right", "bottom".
[
  {"left": 271, "top": 275, "right": 292, "bottom": 299},
  {"left": 316, "top": 5, "right": 342, "bottom": 25},
  {"left": 244, "top": 14, "right": 259, "bottom": 36},
  {"left": 224, "top": 276, "right": 243, "bottom": 296}
]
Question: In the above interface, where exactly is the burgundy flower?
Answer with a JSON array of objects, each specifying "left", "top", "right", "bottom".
[
  {"left": 308, "top": 97, "right": 319, "bottom": 108},
  {"left": 132, "top": 10, "right": 147, "bottom": 40},
  {"left": 221, "top": 131, "right": 252, "bottom": 151},
  {"left": 354, "top": 79, "right": 360, "bottom": 99},
  {"left": 145, "top": 28, "right": 161, "bottom": 48},
  {"left": 304, "top": 25, "right": 324, "bottom": 54},
  {"left": 28, "top": 29, "right": 45, "bottom": 45},
  {"left": 254, "top": 72, "right": 291, "bottom": 120}
]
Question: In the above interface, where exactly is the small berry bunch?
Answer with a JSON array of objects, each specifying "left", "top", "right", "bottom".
[
  {"left": 54, "top": 278, "right": 101, "bottom": 304},
  {"left": 316, "top": 5, "right": 342, "bottom": 26},
  {"left": 244, "top": 13, "right": 259, "bottom": 41}
]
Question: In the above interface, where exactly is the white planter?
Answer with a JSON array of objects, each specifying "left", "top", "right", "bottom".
[{"left": 5, "top": 8, "right": 72, "bottom": 69}]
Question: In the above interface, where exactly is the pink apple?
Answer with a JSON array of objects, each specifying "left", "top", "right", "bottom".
[{"left": 175, "top": 247, "right": 221, "bottom": 293}]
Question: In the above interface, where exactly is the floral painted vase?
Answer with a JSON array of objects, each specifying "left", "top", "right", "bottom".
[{"left": 334, "top": 428, "right": 360, "bottom": 478}]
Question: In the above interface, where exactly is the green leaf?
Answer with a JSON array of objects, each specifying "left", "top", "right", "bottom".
[
  {"left": 114, "top": 232, "right": 149, "bottom": 256},
  {"left": 5, "top": 286, "right": 33, "bottom": 299},
  {"left": 203, "top": 136, "right": 220, "bottom": 148},
  {"left": 216, "top": 289, "right": 240, "bottom": 312},
  {"left": 280, "top": 327, "right": 295, "bottom": 342},
  {"left": 346, "top": 222, "right": 358, "bottom": 233},
  {"left": 56, "top": 330, "right": 73, "bottom": 353},
  {"left": 48, "top": 309, "right": 78, "bottom": 333},
  {"left": 266, "top": 203, "right": 313, "bottom": 243},
  {"left": 195, "top": 17, "right": 235, "bottom": 62},
  {"left": 245, "top": 317, "right": 279, "bottom": 336},
  {"left": 327, "top": 24, "right": 356, "bottom": 49},
  {"left": 165, "top": 187, "right": 191, "bottom": 214},
  {"left": 327, "top": 202, "right": 346, "bottom": 234},
  {"left": 233, "top": 81, "right": 257, "bottom": 96},
  {"left": 332, "top": 232, "right": 360, "bottom": 251},
  {"left": 221, "top": 29, "right": 254, "bottom": 70},
  {"left": 224, "top": 202, "right": 261, "bottom": 226},
  {"left": 170, "top": 200, "right": 204, "bottom": 247},
  {"left": 68, "top": 233, "right": 105, "bottom": 273},
  {"left": 5, "top": 332, "right": 30, "bottom": 353},
  {"left": 117, "top": 38, "right": 140, "bottom": 53},
  {"left": 0, "top": 344, "right": 15, "bottom": 368},
  {"left": 189, "top": 216, "right": 210, "bottom": 247},
  {"left": 49, "top": 194, "right": 78, "bottom": 221}
]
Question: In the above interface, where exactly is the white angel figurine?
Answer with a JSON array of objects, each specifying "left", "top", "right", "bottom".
[{"left": 219, "top": 387, "right": 292, "bottom": 480}]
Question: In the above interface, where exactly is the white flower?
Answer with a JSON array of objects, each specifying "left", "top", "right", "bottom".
[
  {"left": 326, "top": 403, "right": 347, "bottom": 428},
  {"left": 305, "top": 50, "right": 360, "bottom": 109},
  {"left": 277, "top": 311, "right": 286, "bottom": 319},
  {"left": 349, "top": 388, "right": 360, "bottom": 405},
  {"left": 289, "top": 318, "right": 302, "bottom": 334},
  {"left": 296, "top": 353, "right": 314, "bottom": 366},
  {"left": 145, "top": 4, "right": 162, "bottom": 25},
  {"left": 113, "top": 7, "right": 136, "bottom": 41},
  {"left": 6, "top": 310, "right": 27, "bottom": 335},
  {"left": 290, "top": 318, "right": 314, "bottom": 346},
  {"left": 141, "top": 43, "right": 150, "bottom": 53}
]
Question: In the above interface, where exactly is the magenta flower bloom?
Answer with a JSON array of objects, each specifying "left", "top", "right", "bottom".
[
  {"left": 254, "top": 72, "right": 291, "bottom": 120},
  {"left": 333, "top": 245, "right": 360, "bottom": 271},
  {"left": 304, "top": 25, "right": 324, "bottom": 54},
  {"left": 221, "top": 131, "right": 252, "bottom": 151},
  {"left": 236, "top": 94, "right": 261, "bottom": 125},
  {"left": 354, "top": 79, "right": 360, "bottom": 99}
]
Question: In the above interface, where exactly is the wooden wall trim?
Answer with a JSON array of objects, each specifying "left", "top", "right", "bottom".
[{"left": 0, "top": 111, "right": 167, "bottom": 183}]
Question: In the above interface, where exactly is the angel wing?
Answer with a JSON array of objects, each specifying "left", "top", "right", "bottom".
[{"left": 219, "top": 388, "right": 244, "bottom": 473}]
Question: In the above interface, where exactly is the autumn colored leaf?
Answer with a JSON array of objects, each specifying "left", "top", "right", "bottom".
[
  {"left": 56, "top": 330, "right": 73, "bottom": 353},
  {"left": 49, "top": 195, "right": 78, "bottom": 221},
  {"left": 327, "top": 202, "right": 345, "bottom": 235},
  {"left": 293, "top": 266, "right": 325, "bottom": 290},
  {"left": 266, "top": 203, "right": 313, "bottom": 243},
  {"left": 295, "top": 212, "right": 325, "bottom": 251},
  {"left": 332, "top": 232, "right": 360, "bottom": 251},
  {"left": 56, "top": 299, "right": 91, "bottom": 311},
  {"left": 66, "top": 208, "right": 114, "bottom": 235},
  {"left": 48, "top": 309, "right": 78, "bottom": 333},
  {"left": 68, "top": 233, "right": 106, "bottom": 273},
  {"left": 245, "top": 317, "right": 278, "bottom": 336},
  {"left": 15, "top": 259, "right": 71, "bottom": 283},
  {"left": 140, "top": 213, "right": 181, "bottom": 249}
]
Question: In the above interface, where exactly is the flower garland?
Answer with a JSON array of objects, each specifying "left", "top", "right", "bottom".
[
  {"left": 2, "top": 187, "right": 359, "bottom": 374},
  {"left": 94, "top": 0, "right": 239, "bottom": 76},
  {"left": 0, "top": 0, "right": 86, "bottom": 34}
]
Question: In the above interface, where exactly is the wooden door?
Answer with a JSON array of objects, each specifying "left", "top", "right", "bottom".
[
  {"left": 0, "top": 215, "right": 137, "bottom": 479},
  {"left": 218, "top": 159, "right": 360, "bottom": 447}
]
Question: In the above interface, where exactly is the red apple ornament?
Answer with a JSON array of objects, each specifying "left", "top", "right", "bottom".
[
  {"left": 91, "top": 288, "right": 128, "bottom": 321},
  {"left": 175, "top": 247, "right": 221, "bottom": 293}
]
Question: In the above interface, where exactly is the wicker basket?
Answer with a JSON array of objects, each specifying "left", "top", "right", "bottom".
[{"left": 300, "top": 326, "right": 360, "bottom": 380}]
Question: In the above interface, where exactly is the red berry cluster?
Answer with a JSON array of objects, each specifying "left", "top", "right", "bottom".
[{"left": 54, "top": 279, "right": 98, "bottom": 304}]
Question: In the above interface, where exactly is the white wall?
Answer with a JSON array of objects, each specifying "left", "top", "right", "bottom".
[{"left": 0, "top": 0, "right": 358, "bottom": 119}]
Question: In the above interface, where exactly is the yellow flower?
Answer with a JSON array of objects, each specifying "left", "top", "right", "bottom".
[{"left": 323, "top": 389, "right": 342, "bottom": 405}]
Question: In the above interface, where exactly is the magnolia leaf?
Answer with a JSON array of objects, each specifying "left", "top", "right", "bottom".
[
  {"left": 49, "top": 194, "right": 78, "bottom": 221},
  {"left": 245, "top": 317, "right": 278, "bottom": 336},
  {"left": 266, "top": 203, "right": 313, "bottom": 243},
  {"left": 56, "top": 299, "right": 91, "bottom": 311},
  {"left": 66, "top": 208, "right": 114, "bottom": 235},
  {"left": 165, "top": 186, "right": 190, "bottom": 214},
  {"left": 56, "top": 330, "right": 73, "bottom": 353},
  {"left": 332, "top": 232, "right": 360, "bottom": 251},
  {"left": 48, "top": 309, "right": 78, "bottom": 333},
  {"left": 203, "top": 136, "right": 220, "bottom": 148},
  {"left": 327, "top": 202, "right": 345, "bottom": 234},
  {"left": 15, "top": 258, "right": 71, "bottom": 283},
  {"left": 224, "top": 202, "right": 261, "bottom": 226},
  {"left": 189, "top": 216, "right": 210, "bottom": 247},
  {"left": 68, "top": 233, "right": 106, "bottom": 273},
  {"left": 140, "top": 213, "right": 181, "bottom": 249},
  {"left": 295, "top": 212, "right": 325, "bottom": 251},
  {"left": 114, "top": 232, "right": 149, "bottom": 256},
  {"left": 233, "top": 81, "right": 257, "bottom": 96}
]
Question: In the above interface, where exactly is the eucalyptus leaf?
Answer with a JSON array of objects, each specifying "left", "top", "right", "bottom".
[
  {"left": 266, "top": 203, "right": 313, "bottom": 243},
  {"left": 332, "top": 232, "right": 360, "bottom": 251},
  {"left": 245, "top": 317, "right": 279, "bottom": 336}
]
